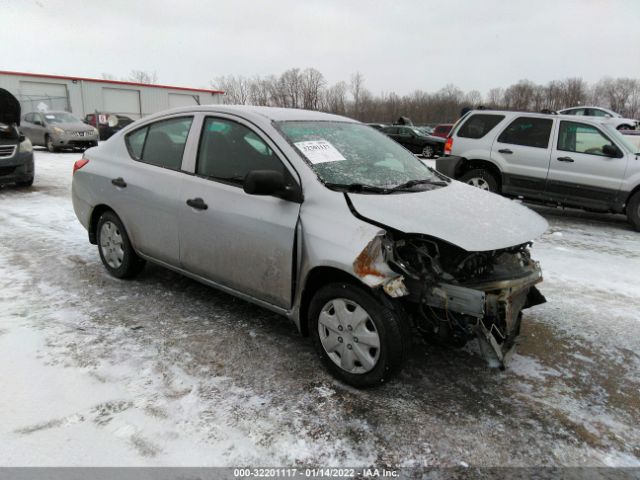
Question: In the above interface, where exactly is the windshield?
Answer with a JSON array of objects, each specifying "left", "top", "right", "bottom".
[
  {"left": 43, "top": 112, "right": 81, "bottom": 124},
  {"left": 277, "top": 121, "right": 444, "bottom": 190},
  {"left": 603, "top": 124, "right": 639, "bottom": 154}
]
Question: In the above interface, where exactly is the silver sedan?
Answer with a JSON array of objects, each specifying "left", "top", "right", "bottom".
[{"left": 72, "top": 105, "right": 548, "bottom": 387}]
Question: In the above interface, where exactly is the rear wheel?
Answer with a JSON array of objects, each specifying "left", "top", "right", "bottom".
[
  {"left": 96, "top": 211, "right": 145, "bottom": 278},
  {"left": 627, "top": 191, "right": 640, "bottom": 231},
  {"left": 617, "top": 124, "right": 634, "bottom": 131},
  {"left": 459, "top": 168, "right": 499, "bottom": 193},
  {"left": 421, "top": 144, "right": 435, "bottom": 158},
  {"left": 309, "top": 282, "right": 410, "bottom": 388}
]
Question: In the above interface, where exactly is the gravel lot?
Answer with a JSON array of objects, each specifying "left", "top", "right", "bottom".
[{"left": 0, "top": 150, "right": 638, "bottom": 467}]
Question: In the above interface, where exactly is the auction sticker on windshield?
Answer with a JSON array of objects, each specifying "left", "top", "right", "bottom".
[{"left": 294, "top": 140, "right": 346, "bottom": 164}]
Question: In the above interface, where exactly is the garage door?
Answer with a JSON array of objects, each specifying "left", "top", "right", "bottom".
[
  {"left": 102, "top": 88, "right": 141, "bottom": 119},
  {"left": 19, "top": 81, "right": 69, "bottom": 112},
  {"left": 168, "top": 93, "right": 199, "bottom": 109}
]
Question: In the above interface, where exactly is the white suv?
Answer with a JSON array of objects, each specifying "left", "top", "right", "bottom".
[{"left": 436, "top": 110, "right": 640, "bottom": 231}]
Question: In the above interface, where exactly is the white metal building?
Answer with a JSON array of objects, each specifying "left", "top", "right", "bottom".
[{"left": 0, "top": 70, "right": 224, "bottom": 120}]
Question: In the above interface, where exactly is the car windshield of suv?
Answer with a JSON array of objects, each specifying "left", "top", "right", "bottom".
[
  {"left": 277, "top": 121, "right": 446, "bottom": 191},
  {"left": 43, "top": 112, "right": 80, "bottom": 124},
  {"left": 603, "top": 124, "right": 640, "bottom": 154}
]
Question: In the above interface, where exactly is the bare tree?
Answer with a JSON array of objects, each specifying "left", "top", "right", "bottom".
[
  {"left": 350, "top": 72, "right": 365, "bottom": 119},
  {"left": 323, "top": 81, "right": 348, "bottom": 114},
  {"left": 213, "top": 75, "right": 250, "bottom": 105},
  {"left": 280, "top": 68, "right": 303, "bottom": 108},
  {"left": 129, "top": 70, "right": 158, "bottom": 84},
  {"left": 101, "top": 73, "right": 117, "bottom": 81},
  {"left": 300, "top": 68, "right": 326, "bottom": 110}
]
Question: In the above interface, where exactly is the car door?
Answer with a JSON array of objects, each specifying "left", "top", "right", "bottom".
[
  {"left": 20, "top": 113, "right": 35, "bottom": 140},
  {"left": 178, "top": 115, "right": 301, "bottom": 309},
  {"left": 491, "top": 116, "right": 555, "bottom": 199},
  {"left": 115, "top": 115, "right": 194, "bottom": 265},
  {"left": 546, "top": 120, "right": 628, "bottom": 209},
  {"left": 396, "top": 127, "right": 416, "bottom": 152}
]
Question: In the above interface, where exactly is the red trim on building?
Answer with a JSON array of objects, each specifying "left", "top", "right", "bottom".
[{"left": 0, "top": 70, "right": 224, "bottom": 95}]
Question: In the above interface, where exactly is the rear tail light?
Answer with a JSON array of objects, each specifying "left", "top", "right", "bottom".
[
  {"left": 444, "top": 136, "right": 453, "bottom": 155},
  {"left": 73, "top": 158, "right": 89, "bottom": 174}
]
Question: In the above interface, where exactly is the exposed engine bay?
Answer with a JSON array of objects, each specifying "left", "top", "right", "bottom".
[{"left": 353, "top": 232, "right": 546, "bottom": 367}]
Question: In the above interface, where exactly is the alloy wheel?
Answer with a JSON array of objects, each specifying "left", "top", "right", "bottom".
[{"left": 467, "top": 177, "right": 490, "bottom": 191}]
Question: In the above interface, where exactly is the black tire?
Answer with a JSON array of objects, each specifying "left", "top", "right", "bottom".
[
  {"left": 421, "top": 144, "right": 435, "bottom": 158},
  {"left": 627, "top": 191, "right": 640, "bottom": 232},
  {"left": 309, "top": 282, "right": 410, "bottom": 388},
  {"left": 96, "top": 210, "right": 145, "bottom": 278},
  {"left": 15, "top": 177, "right": 34, "bottom": 188},
  {"left": 459, "top": 168, "right": 500, "bottom": 193},
  {"left": 617, "top": 124, "right": 634, "bottom": 131},
  {"left": 45, "top": 135, "right": 57, "bottom": 153}
]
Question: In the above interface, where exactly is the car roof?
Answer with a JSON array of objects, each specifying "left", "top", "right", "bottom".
[
  {"left": 461, "top": 109, "right": 611, "bottom": 125},
  {"left": 144, "top": 105, "right": 358, "bottom": 123}
]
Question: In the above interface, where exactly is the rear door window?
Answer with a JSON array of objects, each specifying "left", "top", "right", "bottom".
[
  {"left": 125, "top": 116, "right": 193, "bottom": 169},
  {"left": 497, "top": 117, "right": 553, "bottom": 149},
  {"left": 457, "top": 114, "right": 504, "bottom": 139}
]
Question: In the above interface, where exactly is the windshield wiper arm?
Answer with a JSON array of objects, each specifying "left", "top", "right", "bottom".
[
  {"left": 390, "top": 178, "right": 448, "bottom": 191},
  {"left": 324, "top": 182, "right": 392, "bottom": 194}
]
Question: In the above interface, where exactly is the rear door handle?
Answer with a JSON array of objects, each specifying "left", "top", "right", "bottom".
[
  {"left": 111, "top": 177, "right": 127, "bottom": 188},
  {"left": 186, "top": 197, "right": 208, "bottom": 210},
  {"left": 498, "top": 149, "right": 513, "bottom": 154},
  {"left": 557, "top": 156, "right": 574, "bottom": 163}
]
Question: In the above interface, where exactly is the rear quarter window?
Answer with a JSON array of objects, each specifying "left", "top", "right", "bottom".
[{"left": 457, "top": 114, "right": 505, "bottom": 139}]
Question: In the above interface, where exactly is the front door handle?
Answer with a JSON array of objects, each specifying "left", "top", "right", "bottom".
[
  {"left": 557, "top": 156, "right": 574, "bottom": 163},
  {"left": 186, "top": 197, "right": 208, "bottom": 210},
  {"left": 111, "top": 177, "right": 127, "bottom": 188},
  {"left": 498, "top": 148, "right": 513, "bottom": 154}
]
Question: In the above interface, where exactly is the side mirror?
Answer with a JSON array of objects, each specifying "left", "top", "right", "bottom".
[
  {"left": 244, "top": 170, "right": 287, "bottom": 196},
  {"left": 602, "top": 144, "right": 621, "bottom": 158},
  {"left": 19, "top": 134, "right": 25, "bottom": 142}
]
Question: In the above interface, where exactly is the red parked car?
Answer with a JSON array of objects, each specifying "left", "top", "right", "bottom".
[{"left": 432, "top": 124, "right": 453, "bottom": 138}]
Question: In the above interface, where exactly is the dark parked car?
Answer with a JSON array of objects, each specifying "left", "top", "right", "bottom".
[
  {"left": 0, "top": 88, "right": 34, "bottom": 187},
  {"left": 85, "top": 113, "right": 135, "bottom": 140},
  {"left": 381, "top": 125, "right": 444, "bottom": 158},
  {"left": 432, "top": 124, "right": 453, "bottom": 138}
]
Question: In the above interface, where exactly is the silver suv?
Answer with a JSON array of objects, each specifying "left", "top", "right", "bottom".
[
  {"left": 437, "top": 110, "right": 640, "bottom": 231},
  {"left": 21, "top": 111, "right": 99, "bottom": 152},
  {"left": 72, "top": 106, "right": 548, "bottom": 387}
]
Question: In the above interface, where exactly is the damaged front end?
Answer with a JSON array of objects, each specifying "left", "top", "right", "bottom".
[{"left": 353, "top": 233, "right": 546, "bottom": 368}]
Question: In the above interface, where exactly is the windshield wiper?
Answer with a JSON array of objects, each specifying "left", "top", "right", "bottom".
[
  {"left": 324, "top": 182, "right": 392, "bottom": 194},
  {"left": 389, "top": 178, "right": 449, "bottom": 191}
]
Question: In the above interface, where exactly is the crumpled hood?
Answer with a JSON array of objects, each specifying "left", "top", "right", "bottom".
[
  {"left": 0, "top": 88, "right": 20, "bottom": 126},
  {"left": 348, "top": 180, "right": 548, "bottom": 252}
]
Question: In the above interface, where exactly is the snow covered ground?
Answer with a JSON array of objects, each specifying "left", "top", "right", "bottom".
[{"left": 0, "top": 150, "right": 638, "bottom": 467}]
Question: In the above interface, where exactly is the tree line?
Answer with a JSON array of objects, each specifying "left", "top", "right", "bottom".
[{"left": 211, "top": 69, "right": 640, "bottom": 124}]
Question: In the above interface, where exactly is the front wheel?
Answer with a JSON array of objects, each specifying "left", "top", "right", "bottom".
[
  {"left": 459, "top": 168, "right": 500, "bottom": 193},
  {"left": 627, "top": 191, "right": 640, "bottom": 232},
  {"left": 617, "top": 124, "right": 634, "bottom": 131},
  {"left": 96, "top": 210, "right": 145, "bottom": 278},
  {"left": 309, "top": 283, "right": 410, "bottom": 388},
  {"left": 45, "top": 135, "right": 57, "bottom": 153},
  {"left": 15, "top": 177, "right": 34, "bottom": 188}
]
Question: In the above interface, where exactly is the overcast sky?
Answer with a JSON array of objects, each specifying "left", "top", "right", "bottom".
[{"left": 1, "top": 0, "right": 639, "bottom": 95}]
